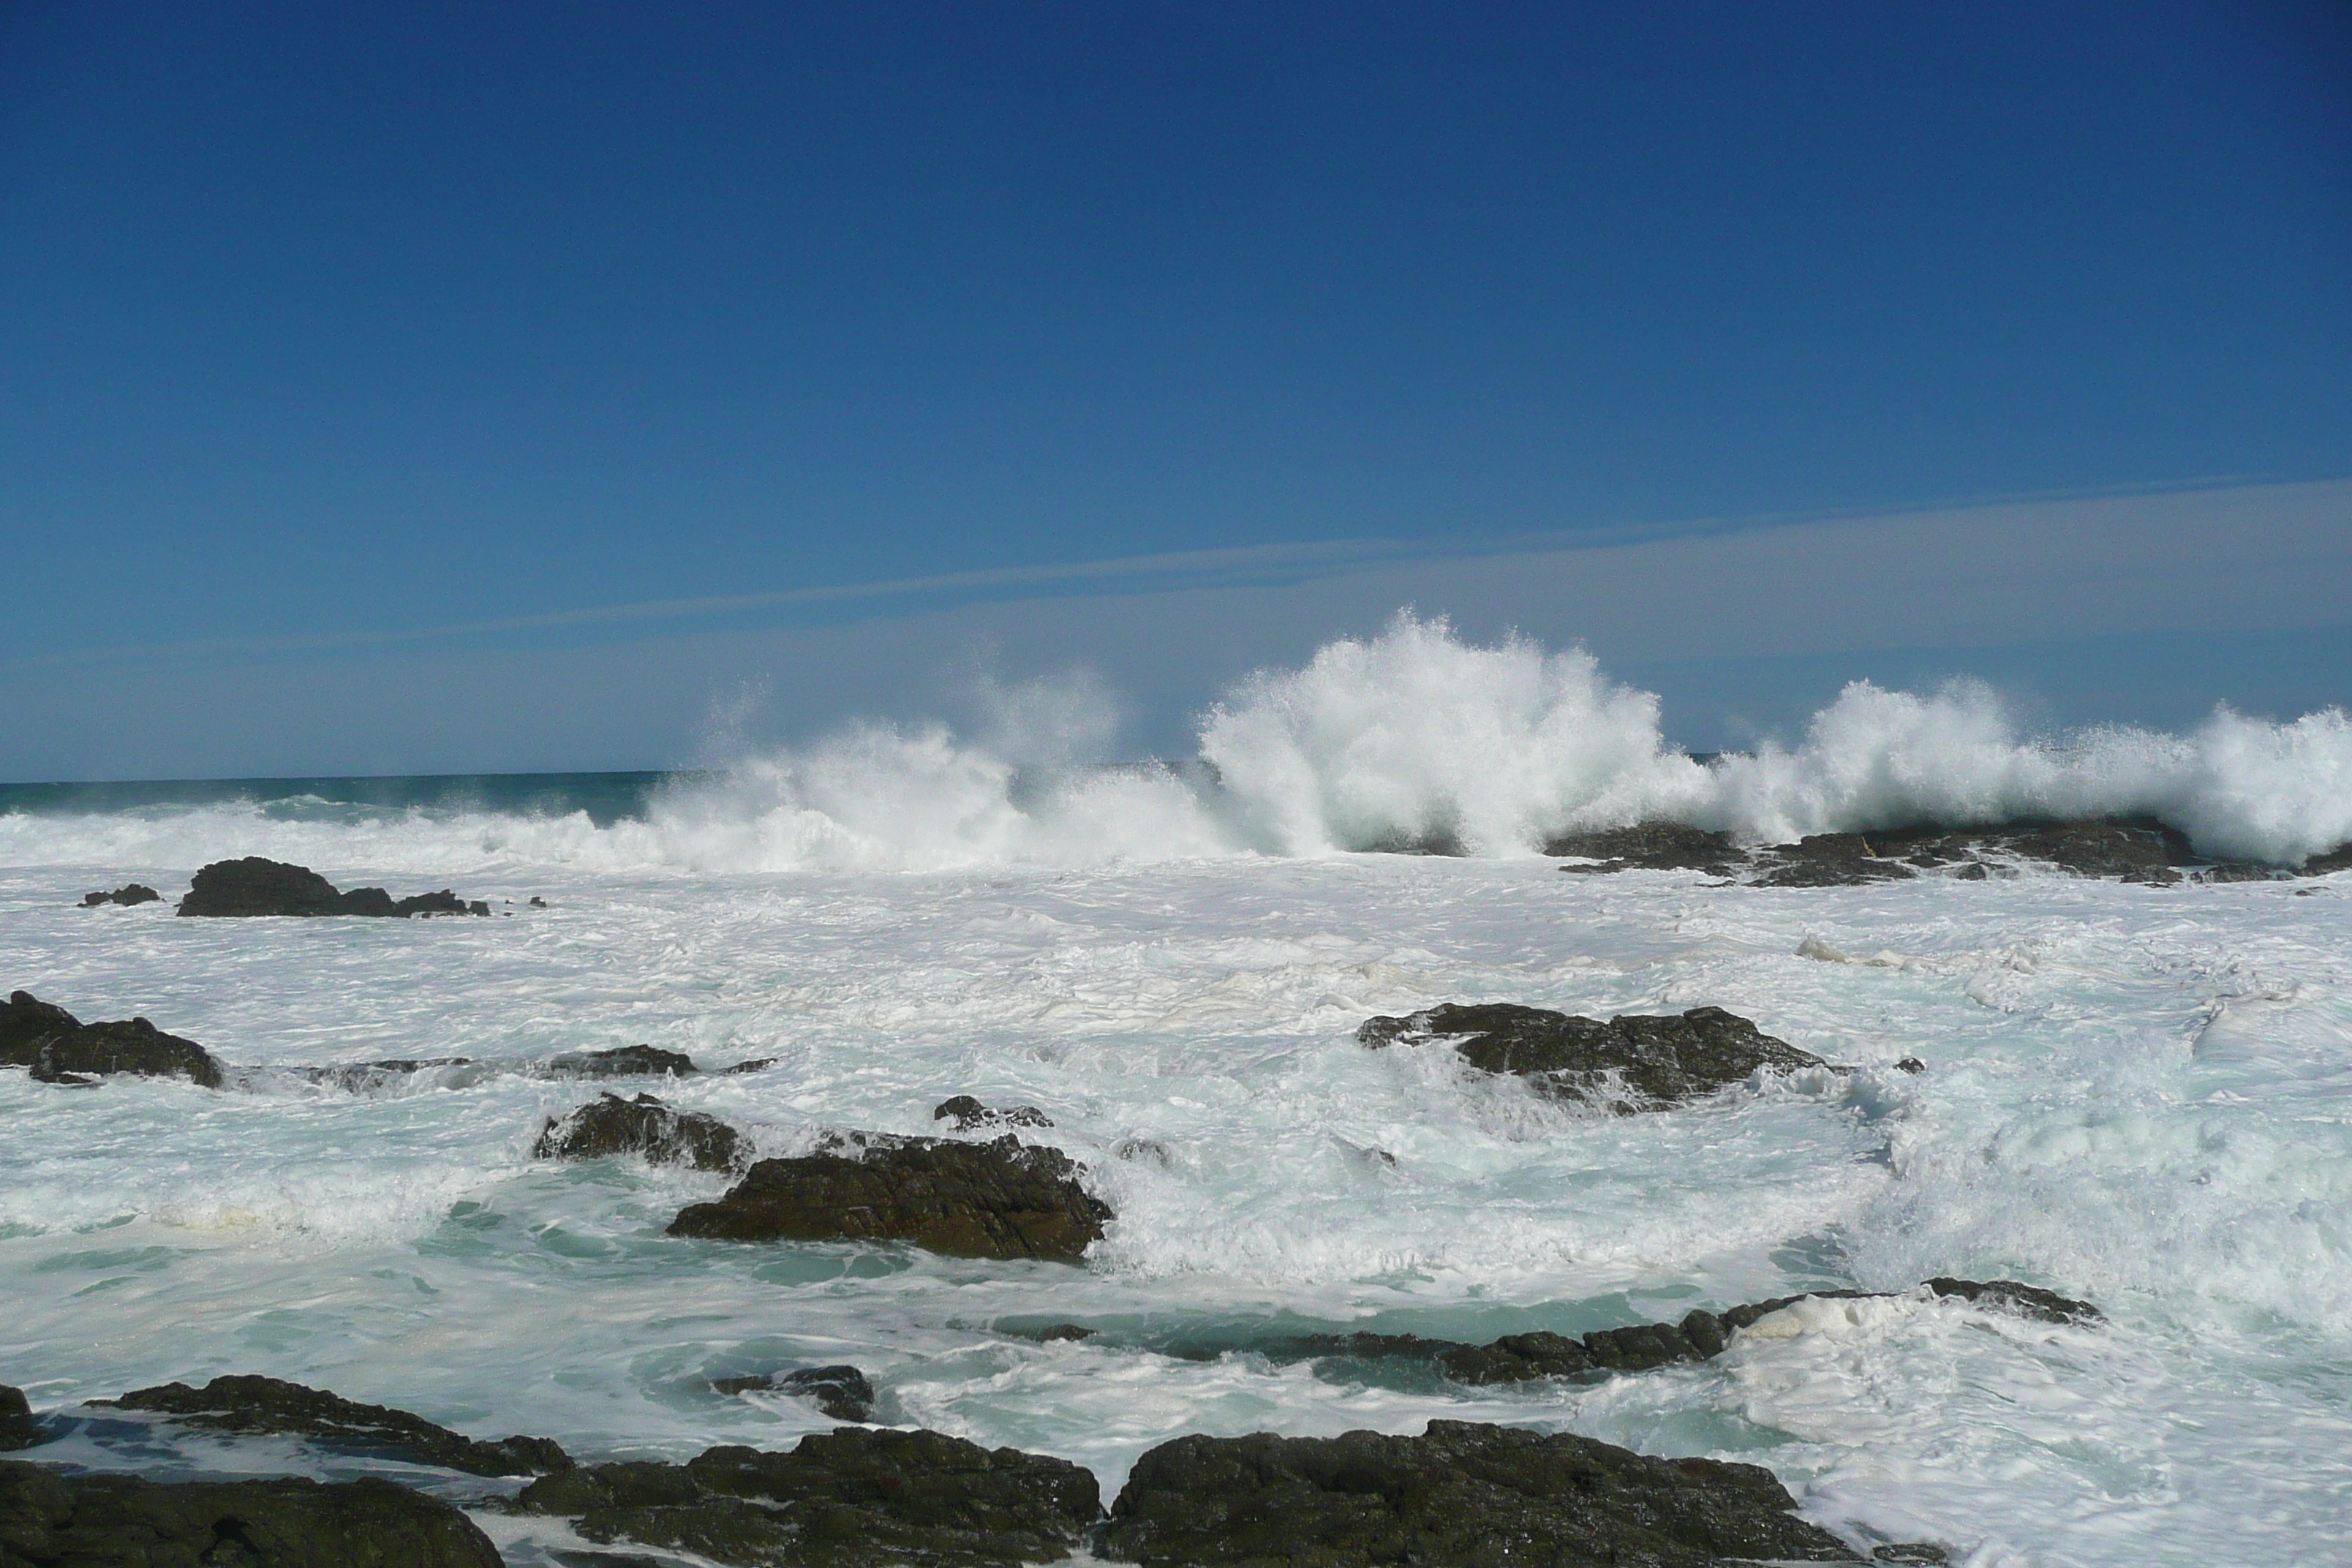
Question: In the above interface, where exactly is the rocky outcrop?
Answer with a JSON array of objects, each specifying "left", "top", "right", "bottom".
[
  {"left": 1359, "top": 1003, "right": 1823, "bottom": 1108},
  {"left": 1101, "top": 1420, "right": 1863, "bottom": 1567},
  {"left": 932, "top": 1095, "right": 1052, "bottom": 1131},
  {"left": 710, "top": 1365, "right": 875, "bottom": 1422},
  {"left": 176, "top": 857, "right": 489, "bottom": 918},
  {"left": 547, "top": 1044, "right": 697, "bottom": 1077},
  {"left": 1, "top": 1385, "right": 42, "bottom": 1451},
  {"left": 80, "top": 883, "right": 161, "bottom": 907},
  {"left": 668, "top": 1134, "right": 1112, "bottom": 1263},
  {"left": 105, "top": 1374, "right": 572, "bottom": 1477},
  {"left": 0, "top": 1461, "right": 504, "bottom": 1567},
  {"left": 304, "top": 1057, "right": 477, "bottom": 1091},
  {"left": 2, "top": 993, "right": 224, "bottom": 1088},
  {"left": 1550, "top": 815, "right": 2329, "bottom": 886},
  {"left": 517, "top": 1427, "right": 1101, "bottom": 1568},
  {"left": 535, "top": 1093, "right": 744, "bottom": 1172}
]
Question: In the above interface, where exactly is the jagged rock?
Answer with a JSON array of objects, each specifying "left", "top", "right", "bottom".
[
  {"left": 1750, "top": 833, "right": 1921, "bottom": 887},
  {"left": 721, "top": 1057, "right": 778, "bottom": 1075},
  {"left": 2304, "top": 843, "right": 2352, "bottom": 875},
  {"left": 709, "top": 1366, "right": 875, "bottom": 1422},
  {"left": 1918, "top": 1276, "right": 2102, "bottom": 1325},
  {"left": 1101, "top": 1419, "right": 1857, "bottom": 1567},
  {"left": 0, "top": 1460, "right": 503, "bottom": 1567},
  {"left": 79, "top": 883, "right": 161, "bottom": 907},
  {"left": 668, "top": 1134, "right": 1111, "bottom": 1263},
  {"left": 0, "top": 992, "right": 79, "bottom": 1066},
  {"left": 933, "top": 1095, "right": 1052, "bottom": 1131},
  {"left": 7, "top": 1006, "right": 226, "bottom": 1089},
  {"left": 1, "top": 1385, "right": 42, "bottom": 1451},
  {"left": 176, "top": 857, "right": 489, "bottom": 918},
  {"left": 547, "top": 1044, "right": 698, "bottom": 1078},
  {"left": 535, "top": 1093, "right": 744, "bottom": 1172},
  {"left": 105, "top": 1373, "right": 572, "bottom": 1477},
  {"left": 1358, "top": 1003, "right": 1823, "bottom": 1108},
  {"left": 1547, "top": 822, "right": 1740, "bottom": 875},
  {"left": 518, "top": 1427, "right": 1101, "bottom": 1568}
]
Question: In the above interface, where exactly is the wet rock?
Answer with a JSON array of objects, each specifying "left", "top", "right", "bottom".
[
  {"left": 1749, "top": 833, "right": 1921, "bottom": 887},
  {"left": 2303, "top": 842, "right": 2352, "bottom": 875},
  {"left": 1358, "top": 1003, "right": 1823, "bottom": 1108},
  {"left": 177, "top": 857, "right": 489, "bottom": 917},
  {"left": 1920, "top": 1275, "right": 2102, "bottom": 1325},
  {"left": 932, "top": 1094, "right": 1052, "bottom": 1131},
  {"left": 710, "top": 1366, "right": 875, "bottom": 1422},
  {"left": 535, "top": 1093, "right": 745, "bottom": 1171},
  {"left": 667, "top": 1134, "right": 1111, "bottom": 1264},
  {"left": 1547, "top": 822, "right": 1739, "bottom": 875},
  {"left": 29, "top": 1016, "right": 225, "bottom": 1089},
  {"left": 1, "top": 1385, "right": 42, "bottom": 1451},
  {"left": 304, "top": 1057, "right": 477, "bottom": 1091},
  {"left": 720, "top": 1057, "right": 778, "bottom": 1075},
  {"left": 547, "top": 1044, "right": 698, "bottom": 1078},
  {"left": 106, "top": 1373, "right": 573, "bottom": 1477},
  {"left": 1032, "top": 1324, "right": 1096, "bottom": 1343},
  {"left": 529, "top": 895, "right": 549, "bottom": 907},
  {"left": 0, "top": 991, "right": 79, "bottom": 1066},
  {"left": 518, "top": 1427, "right": 1101, "bottom": 1568},
  {"left": 0, "top": 1460, "right": 505, "bottom": 1567},
  {"left": 1894, "top": 1057, "right": 1926, "bottom": 1074},
  {"left": 1101, "top": 1419, "right": 1855, "bottom": 1567},
  {"left": 79, "top": 883, "right": 161, "bottom": 907}
]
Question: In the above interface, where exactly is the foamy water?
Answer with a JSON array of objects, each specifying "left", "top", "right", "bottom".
[{"left": 4, "top": 618, "right": 2351, "bottom": 1567}]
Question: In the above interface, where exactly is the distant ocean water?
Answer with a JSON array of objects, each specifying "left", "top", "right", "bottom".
[{"left": 4, "top": 612, "right": 2349, "bottom": 1567}]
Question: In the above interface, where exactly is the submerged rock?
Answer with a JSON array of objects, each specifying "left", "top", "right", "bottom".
[
  {"left": 547, "top": 1044, "right": 698, "bottom": 1078},
  {"left": 535, "top": 1092, "right": 744, "bottom": 1172},
  {"left": 1358, "top": 1003, "right": 1823, "bottom": 1108},
  {"left": 0, "top": 1460, "right": 503, "bottom": 1567},
  {"left": 667, "top": 1134, "right": 1111, "bottom": 1263},
  {"left": 107, "top": 1373, "right": 572, "bottom": 1477},
  {"left": 304, "top": 1057, "right": 478, "bottom": 1092},
  {"left": 1, "top": 1385, "right": 42, "bottom": 1451},
  {"left": 79, "top": 883, "right": 161, "bottom": 907},
  {"left": 709, "top": 1365, "right": 875, "bottom": 1422},
  {"left": 1101, "top": 1419, "right": 1857, "bottom": 1567},
  {"left": 932, "top": 1094, "right": 1053, "bottom": 1131},
  {"left": 518, "top": 1427, "right": 1101, "bottom": 1568},
  {"left": 177, "top": 856, "right": 491, "bottom": 917}
]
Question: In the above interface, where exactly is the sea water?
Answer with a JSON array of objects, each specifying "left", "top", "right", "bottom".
[{"left": 2, "top": 614, "right": 2348, "bottom": 1566}]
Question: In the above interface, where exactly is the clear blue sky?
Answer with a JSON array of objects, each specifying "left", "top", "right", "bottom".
[{"left": 3, "top": 2, "right": 2348, "bottom": 777}]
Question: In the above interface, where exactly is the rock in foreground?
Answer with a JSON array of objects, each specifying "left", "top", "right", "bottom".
[
  {"left": 177, "top": 856, "right": 490, "bottom": 917},
  {"left": 535, "top": 1092, "right": 744, "bottom": 1171},
  {"left": 1101, "top": 1420, "right": 1858, "bottom": 1567},
  {"left": 1, "top": 1385, "right": 42, "bottom": 1451},
  {"left": 1, "top": 992, "right": 224, "bottom": 1088},
  {"left": 519, "top": 1426, "right": 1101, "bottom": 1568},
  {"left": 1359, "top": 1003, "right": 1823, "bottom": 1108},
  {"left": 0, "top": 1460, "right": 503, "bottom": 1567},
  {"left": 107, "top": 1374, "right": 571, "bottom": 1477},
  {"left": 668, "top": 1134, "right": 1111, "bottom": 1263}
]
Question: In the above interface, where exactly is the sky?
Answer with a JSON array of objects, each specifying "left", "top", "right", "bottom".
[{"left": 3, "top": 1, "right": 2349, "bottom": 779}]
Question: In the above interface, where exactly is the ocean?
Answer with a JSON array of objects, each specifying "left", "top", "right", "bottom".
[{"left": 4, "top": 614, "right": 2349, "bottom": 1565}]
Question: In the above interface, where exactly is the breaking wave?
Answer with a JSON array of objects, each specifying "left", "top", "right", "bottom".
[{"left": 4, "top": 612, "right": 2348, "bottom": 874}]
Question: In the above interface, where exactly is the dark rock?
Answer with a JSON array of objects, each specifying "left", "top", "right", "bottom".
[
  {"left": 0, "top": 1385, "right": 41, "bottom": 1451},
  {"left": 529, "top": 895, "right": 549, "bottom": 907},
  {"left": 1750, "top": 834, "right": 1921, "bottom": 888},
  {"left": 2197, "top": 863, "right": 2286, "bottom": 884},
  {"left": 0, "top": 1460, "right": 505, "bottom": 1567},
  {"left": 1894, "top": 1057, "right": 1927, "bottom": 1074},
  {"left": 535, "top": 1093, "right": 744, "bottom": 1172},
  {"left": 0, "top": 991, "right": 79, "bottom": 1066},
  {"left": 711, "top": 1366, "right": 875, "bottom": 1423},
  {"left": 932, "top": 1094, "right": 1053, "bottom": 1131},
  {"left": 1921, "top": 1276, "right": 2101, "bottom": 1325},
  {"left": 547, "top": 1044, "right": 698, "bottom": 1078},
  {"left": 1112, "top": 1137, "right": 1174, "bottom": 1165},
  {"left": 1436, "top": 1329, "right": 1597, "bottom": 1384},
  {"left": 668, "top": 1134, "right": 1111, "bottom": 1263},
  {"left": 1357, "top": 1003, "right": 1824, "bottom": 1108},
  {"left": 2303, "top": 843, "right": 2352, "bottom": 875},
  {"left": 105, "top": 1373, "right": 572, "bottom": 1477},
  {"left": 519, "top": 1427, "right": 1101, "bottom": 1568},
  {"left": 1547, "top": 822, "right": 1740, "bottom": 875},
  {"left": 304, "top": 1057, "right": 475, "bottom": 1090},
  {"left": 29, "top": 1016, "right": 225, "bottom": 1088},
  {"left": 1033, "top": 1324, "right": 1095, "bottom": 1342},
  {"left": 79, "top": 883, "right": 162, "bottom": 908},
  {"left": 1101, "top": 1419, "right": 1855, "bottom": 1567},
  {"left": 721, "top": 1057, "right": 778, "bottom": 1075},
  {"left": 177, "top": 857, "right": 489, "bottom": 918}
]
